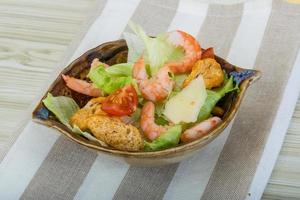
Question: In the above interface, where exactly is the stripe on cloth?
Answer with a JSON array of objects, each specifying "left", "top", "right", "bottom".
[
  {"left": 113, "top": 164, "right": 179, "bottom": 200},
  {"left": 114, "top": 3, "right": 243, "bottom": 200},
  {"left": 72, "top": 0, "right": 141, "bottom": 60},
  {"left": 201, "top": 1, "right": 300, "bottom": 199},
  {"left": 227, "top": 0, "right": 272, "bottom": 67},
  {"left": 164, "top": 1, "right": 273, "bottom": 199},
  {"left": 0, "top": 122, "right": 59, "bottom": 200},
  {"left": 20, "top": 137, "right": 97, "bottom": 200},
  {"left": 123, "top": 0, "right": 180, "bottom": 36},
  {"left": 167, "top": 0, "right": 209, "bottom": 35},
  {"left": 247, "top": 48, "right": 300, "bottom": 200},
  {"left": 197, "top": 3, "right": 243, "bottom": 58},
  {"left": 74, "top": 156, "right": 130, "bottom": 200}
]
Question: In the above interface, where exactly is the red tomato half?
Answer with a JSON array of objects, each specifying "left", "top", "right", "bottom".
[{"left": 101, "top": 84, "right": 138, "bottom": 116}]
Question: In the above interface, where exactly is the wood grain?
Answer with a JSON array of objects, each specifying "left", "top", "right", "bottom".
[
  {"left": 0, "top": 0, "right": 299, "bottom": 199},
  {"left": 0, "top": 0, "right": 96, "bottom": 154}
]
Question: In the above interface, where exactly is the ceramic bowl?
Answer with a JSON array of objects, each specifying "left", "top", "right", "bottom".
[{"left": 32, "top": 39, "right": 261, "bottom": 166}]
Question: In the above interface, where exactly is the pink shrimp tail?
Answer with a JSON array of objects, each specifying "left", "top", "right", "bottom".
[
  {"left": 62, "top": 74, "right": 101, "bottom": 97},
  {"left": 181, "top": 117, "right": 221, "bottom": 143},
  {"left": 141, "top": 101, "right": 167, "bottom": 140},
  {"left": 166, "top": 30, "right": 202, "bottom": 74},
  {"left": 133, "top": 56, "right": 147, "bottom": 81}
]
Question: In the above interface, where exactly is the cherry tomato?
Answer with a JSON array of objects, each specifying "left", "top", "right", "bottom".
[{"left": 101, "top": 84, "right": 138, "bottom": 116}]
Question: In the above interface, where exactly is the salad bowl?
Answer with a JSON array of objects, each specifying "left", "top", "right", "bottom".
[{"left": 32, "top": 39, "right": 261, "bottom": 166}]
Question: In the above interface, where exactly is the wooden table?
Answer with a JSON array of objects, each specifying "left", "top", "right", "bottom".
[{"left": 0, "top": 0, "right": 299, "bottom": 199}]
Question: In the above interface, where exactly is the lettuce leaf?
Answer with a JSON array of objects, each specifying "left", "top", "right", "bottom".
[
  {"left": 123, "top": 32, "right": 144, "bottom": 63},
  {"left": 144, "top": 125, "right": 182, "bottom": 151},
  {"left": 88, "top": 65, "right": 132, "bottom": 94},
  {"left": 126, "top": 21, "right": 184, "bottom": 75},
  {"left": 105, "top": 63, "right": 133, "bottom": 77},
  {"left": 42, "top": 93, "right": 107, "bottom": 146},
  {"left": 42, "top": 93, "right": 79, "bottom": 129},
  {"left": 154, "top": 116, "right": 169, "bottom": 126},
  {"left": 197, "top": 76, "right": 237, "bottom": 122}
]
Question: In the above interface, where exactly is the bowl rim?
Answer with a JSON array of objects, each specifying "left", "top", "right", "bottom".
[{"left": 32, "top": 39, "right": 261, "bottom": 158}]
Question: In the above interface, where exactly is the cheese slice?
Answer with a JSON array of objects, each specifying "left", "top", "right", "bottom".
[{"left": 163, "top": 75, "right": 207, "bottom": 123}]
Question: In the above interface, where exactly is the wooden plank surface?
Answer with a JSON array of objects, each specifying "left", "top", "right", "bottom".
[{"left": 0, "top": 0, "right": 299, "bottom": 199}]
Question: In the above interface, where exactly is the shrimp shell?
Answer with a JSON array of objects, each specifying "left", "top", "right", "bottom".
[
  {"left": 181, "top": 117, "right": 222, "bottom": 143},
  {"left": 140, "top": 101, "right": 167, "bottom": 140},
  {"left": 166, "top": 30, "right": 202, "bottom": 74},
  {"left": 133, "top": 57, "right": 174, "bottom": 102},
  {"left": 62, "top": 74, "right": 102, "bottom": 97}
]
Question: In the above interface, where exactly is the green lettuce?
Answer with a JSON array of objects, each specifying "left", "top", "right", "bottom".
[
  {"left": 123, "top": 32, "right": 144, "bottom": 63},
  {"left": 125, "top": 21, "right": 184, "bottom": 75},
  {"left": 144, "top": 125, "right": 182, "bottom": 151},
  {"left": 88, "top": 64, "right": 133, "bottom": 94},
  {"left": 105, "top": 63, "right": 133, "bottom": 76},
  {"left": 42, "top": 93, "right": 79, "bottom": 129},
  {"left": 154, "top": 116, "right": 169, "bottom": 126},
  {"left": 42, "top": 93, "right": 107, "bottom": 146},
  {"left": 197, "top": 76, "right": 237, "bottom": 122}
]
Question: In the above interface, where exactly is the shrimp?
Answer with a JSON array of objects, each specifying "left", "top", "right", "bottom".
[
  {"left": 181, "top": 117, "right": 221, "bottom": 143},
  {"left": 62, "top": 59, "right": 108, "bottom": 97},
  {"left": 62, "top": 74, "right": 102, "bottom": 97},
  {"left": 132, "top": 56, "right": 148, "bottom": 80},
  {"left": 133, "top": 57, "right": 174, "bottom": 102},
  {"left": 165, "top": 30, "right": 202, "bottom": 74},
  {"left": 132, "top": 31, "right": 201, "bottom": 100},
  {"left": 140, "top": 101, "right": 167, "bottom": 140}
]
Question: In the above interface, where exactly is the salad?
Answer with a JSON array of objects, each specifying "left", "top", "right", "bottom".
[{"left": 41, "top": 22, "right": 253, "bottom": 152}]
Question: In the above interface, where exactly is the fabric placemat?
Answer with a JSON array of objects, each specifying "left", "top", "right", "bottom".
[{"left": 0, "top": 0, "right": 299, "bottom": 199}]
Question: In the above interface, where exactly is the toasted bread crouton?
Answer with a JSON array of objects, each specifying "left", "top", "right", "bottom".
[
  {"left": 87, "top": 115, "right": 143, "bottom": 151},
  {"left": 70, "top": 108, "right": 93, "bottom": 130},
  {"left": 70, "top": 97, "right": 107, "bottom": 130},
  {"left": 183, "top": 58, "right": 224, "bottom": 89}
]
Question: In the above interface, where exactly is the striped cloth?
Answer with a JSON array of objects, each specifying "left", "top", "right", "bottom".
[{"left": 0, "top": 0, "right": 299, "bottom": 199}]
